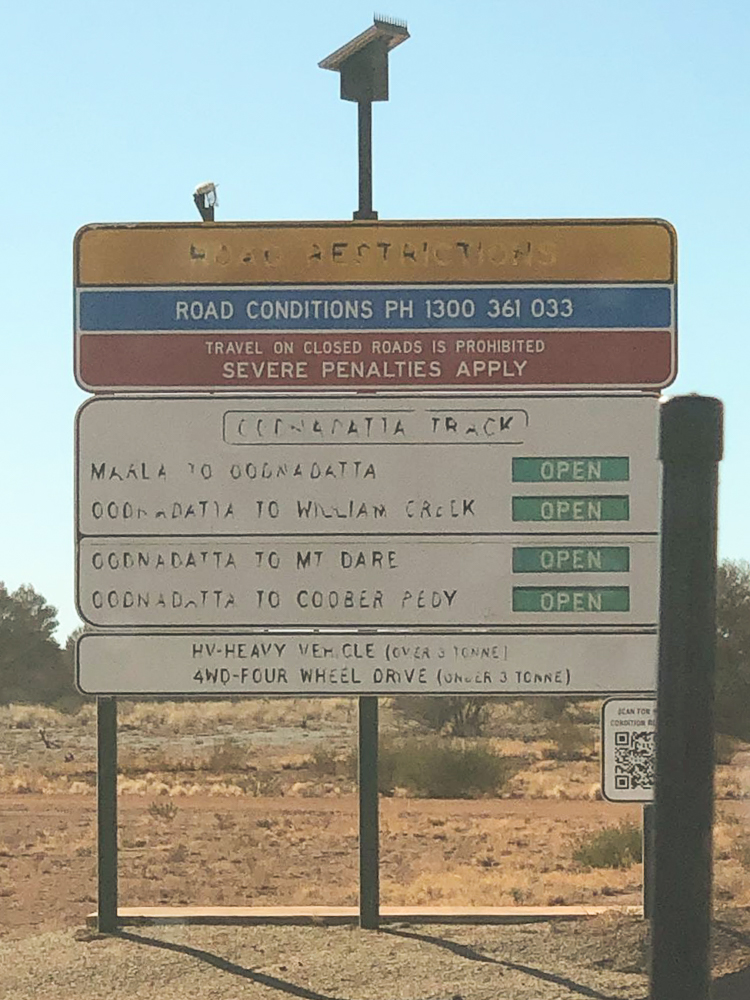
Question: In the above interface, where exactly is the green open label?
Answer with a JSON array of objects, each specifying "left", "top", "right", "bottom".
[
  {"left": 512, "top": 457, "right": 629, "bottom": 483},
  {"left": 512, "top": 546, "right": 630, "bottom": 573},
  {"left": 513, "top": 587, "right": 630, "bottom": 613},
  {"left": 512, "top": 496, "right": 630, "bottom": 522}
]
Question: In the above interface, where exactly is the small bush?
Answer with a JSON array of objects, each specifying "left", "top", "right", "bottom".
[
  {"left": 573, "top": 822, "right": 642, "bottom": 869},
  {"left": 391, "top": 697, "right": 492, "bottom": 737},
  {"left": 543, "top": 720, "right": 593, "bottom": 761},
  {"left": 147, "top": 801, "right": 178, "bottom": 822},
  {"left": 206, "top": 739, "right": 249, "bottom": 773},
  {"left": 565, "top": 701, "right": 600, "bottom": 725},
  {"left": 715, "top": 733, "right": 740, "bottom": 765},
  {"left": 167, "top": 843, "right": 188, "bottom": 863},
  {"left": 213, "top": 812, "right": 235, "bottom": 832},
  {"left": 358, "top": 738, "right": 523, "bottom": 798},
  {"left": 525, "top": 697, "right": 574, "bottom": 722},
  {"left": 308, "top": 747, "right": 345, "bottom": 777},
  {"left": 730, "top": 834, "right": 750, "bottom": 871},
  {"left": 246, "top": 774, "right": 281, "bottom": 797}
]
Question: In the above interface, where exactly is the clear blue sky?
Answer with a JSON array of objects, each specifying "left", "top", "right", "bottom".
[{"left": 2, "top": 0, "right": 748, "bottom": 643}]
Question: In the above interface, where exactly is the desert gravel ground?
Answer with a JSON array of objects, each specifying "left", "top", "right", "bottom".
[
  {"left": 2, "top": 704, "right": 749, "bottom": 997},
  {"left": 0, "top": 920, "right": 649, "bottom": 1000},
  {"left": 2, "top": 912, "right": 750, "bottom": 1000}
]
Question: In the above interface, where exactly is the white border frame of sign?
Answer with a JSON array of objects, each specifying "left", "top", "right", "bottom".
[{"left": 76, "top": 629, "right": 660, "bottom": 699}]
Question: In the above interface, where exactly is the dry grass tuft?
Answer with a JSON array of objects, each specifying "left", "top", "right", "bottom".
[
  {"left": 116, "top": 698, "right": 355, "bottom": 734},
  {"left": 0, "top": 703, "right": 94, "bottom": 730},
  {"left": 0, "top": 766, "right": 95, "bottom": 796},
  {"left": 381, "top": 863, "right": 642, "bottom": 908}
]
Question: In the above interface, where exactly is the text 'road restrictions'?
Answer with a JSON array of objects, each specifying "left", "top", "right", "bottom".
[{"left": 76, "top": 632, "right": 659, "bottom": 697}]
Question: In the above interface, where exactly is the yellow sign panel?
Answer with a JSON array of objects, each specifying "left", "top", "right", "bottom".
[{"left": 76, "top": 219, "right": 675, "bottom": 286}]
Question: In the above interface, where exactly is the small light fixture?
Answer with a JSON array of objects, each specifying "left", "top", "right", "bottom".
[{"left": 193, "top": 181, "right": 218, "bottom": 222}]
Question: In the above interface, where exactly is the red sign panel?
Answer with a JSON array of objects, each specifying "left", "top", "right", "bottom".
[{"left": 78, "top": 329, "right": 674, "bottom": 391}]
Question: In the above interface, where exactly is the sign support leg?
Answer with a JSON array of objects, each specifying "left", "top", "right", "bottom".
[
  {"left": 354, "top": 100, "right": 377, "bottom": 221},
  {"left": 358, "top": 696, "right": 380, "bottom": 929},
  {"left": 650, "top": 395, "right": 723, "bottom": 999},
  {"left": 97, "top": 696, "right": 118, "bottom": 933},
  {"left": 642, "top": 803, "right": 655, "bottom": 920}
]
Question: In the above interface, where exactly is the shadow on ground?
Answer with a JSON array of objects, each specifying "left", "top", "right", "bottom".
[
  {"left": 118, "top": 931, "right": 345, "bottom": 1000},
  {"left": 714, "top": 965, "right": 750, "bottom": 999},
  {"left": 119, "top": 926, "right": 636, "bottom": 1000},
  {"left": 114, "top": 923, "right": 750, "bottom": 1000},
  {"left": 384, "top": 928, "right": 624, "bottom": 1000}
]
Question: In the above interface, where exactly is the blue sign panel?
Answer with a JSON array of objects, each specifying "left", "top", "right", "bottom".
[{"left": 78, "top": 284, "right": 673, "bottom": 333}]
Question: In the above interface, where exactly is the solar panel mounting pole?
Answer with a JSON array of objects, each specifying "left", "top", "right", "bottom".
[
  {"left": 319, "top": 17, "right": 409, "bottom": 927},
  {"left": 319, "top": 15, "right": 409, "bottom": 222}
]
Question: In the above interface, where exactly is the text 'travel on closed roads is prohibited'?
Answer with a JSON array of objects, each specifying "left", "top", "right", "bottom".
[
  {"left": 75, "top": 393, "right": 660, "bottom": 697},
  {"left": 74, "top": 219, "right": 676, "bottom": 392}
]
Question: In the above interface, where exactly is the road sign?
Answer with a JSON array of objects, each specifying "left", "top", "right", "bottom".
[
  {"left": 77, "top": 535, "right": 659, "bottom": 628},
  {"left": 601, "top": 697, "right": 656, "bottom": 802},
  {"left": 74, "top": 220, "right": 676, "bottom": 392},
  {"left": 76, "top": 392, "right": 659, "bottom": 636},
  {"left": 77, "top": 631, "right": 659, "bottom": 697}
]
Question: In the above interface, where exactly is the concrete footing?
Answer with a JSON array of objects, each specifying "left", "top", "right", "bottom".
[{"left": 87, "top": 904, "right": 642, "bottom": 928}]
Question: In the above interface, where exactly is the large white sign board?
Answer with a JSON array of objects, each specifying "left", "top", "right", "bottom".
[
  {"left": 77, "top": 535, "right": 659, "bottom": 628},
  {"left": 76, "top": 394, "right": 659, "bottom": 619},
  {"left": 77, "top": 395, "right": 660, "bottom": 537},
  {"left": 601, "top": 698, "right": 656, "bottom": 802},
  {"left": 75, "top": 393, "right": 660, "bottom": 695},
  {"left": 77, "top": 632, "right": 659, "bottom": 698}
]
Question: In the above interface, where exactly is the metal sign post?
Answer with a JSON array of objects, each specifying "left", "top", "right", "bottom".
[
  {"left": 320, "top": 17, "right": 410, "bottom": 925},
  {"left": 642, "top": 803, "right": 656, "bottom": 921},
  {"left": 650, "top": 395, "right": 723, "bottom": 1000},
  {"left": 358, "top": 697, "right": 380, "bottom": 929},
  {"left": 96, "top": 698, "right": 118, "bottom": 933}
]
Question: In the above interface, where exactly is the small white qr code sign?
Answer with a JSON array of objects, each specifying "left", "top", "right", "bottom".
[{"left": 601, "top": 698, "right": 656, "bottom": 802}]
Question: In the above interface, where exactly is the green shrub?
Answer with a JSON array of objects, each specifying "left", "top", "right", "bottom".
[
  {"left": 543, "top": 719, "right": 593, "bottom": 761},
  {"left": 206, "top": 739, "right": 248, "bottom": 772},
  {"left": 715, "top": 560, "right": 750, "bottom": 742},
  {"left": 715, "top": 732, "right": 740, "bottom": 765},
  {"left": 391, "top": 697, "right": 492, "bottom": 737},
  {"left": 308, "top": 746, "right": 346, "bottom": 777},
  {"left": 520, "top": 697, "right": 599, "bottom": 726},
  {"left": 730, "top": 832, "right": 750, "bottom": 871},
  {"left": 354, "top": 738, "right": 523, "bottom": 798},
  {"left": 573, "top": 822, "right": 642, "bottom": 869},
  {"left": 565, "top": 701, "right": 600, "bottom": 725},
  {"left": 526, "top": 696, "right": 573, "bottom": 722},
  {"left": 147, "top": 800, "right": 178, "bottom": 822}
]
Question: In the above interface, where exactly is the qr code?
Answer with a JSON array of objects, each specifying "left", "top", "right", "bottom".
[{"left": 614, "top": 730, "right": 655, "bottom": 790}]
